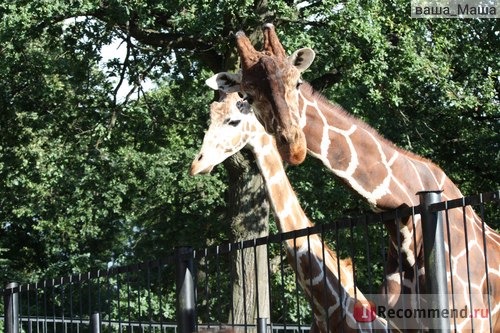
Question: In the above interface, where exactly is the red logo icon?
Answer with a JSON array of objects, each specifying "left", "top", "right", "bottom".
[{"left": 354, "top": 300, "right": 376, "bottom": 322}]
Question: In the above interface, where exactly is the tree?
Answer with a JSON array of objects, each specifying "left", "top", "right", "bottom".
[{"left": 0, "top": 0, "right": 274, "bottom": 324}]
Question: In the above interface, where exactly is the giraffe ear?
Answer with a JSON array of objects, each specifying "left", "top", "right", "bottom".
[
  {"left": 289, "top": 48, "right": 315, "bottom": 73},
  {"left": 206, "top": 72, "right": 242, "bottom": 93}
]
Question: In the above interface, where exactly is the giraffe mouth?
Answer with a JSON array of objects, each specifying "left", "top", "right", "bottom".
[
  {"left": 190, "top": 155, "right": 215, "bottom": 176},
  {"left": 193, "top": 166, "right": 213, "bottom": 175},
  {"left": 190, "top": 164, "right": 214, "bottom": 176}
]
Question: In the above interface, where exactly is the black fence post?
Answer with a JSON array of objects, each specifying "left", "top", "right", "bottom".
[
  {"left": 90, "top": 312, "right": 101, "bottom": 333},
  {"left": 257, "top": 317, "right": 267, "bottom": 333},
  {"left": 4, "top": 282, "right": 19, "bottom": 333},
  {"left": 176, "top": 246, "right": 196, "bottom": 333},
  {"left": 418, "top": 191, "right": 450, "bottom": 332}
]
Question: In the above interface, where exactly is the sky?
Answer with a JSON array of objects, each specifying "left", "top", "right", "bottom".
[
  {"left": 100, "top": 39, "right": 156, "bottom": 102},
  {"left": 64, "top": 17, "right": 156, "bottom": 102}
]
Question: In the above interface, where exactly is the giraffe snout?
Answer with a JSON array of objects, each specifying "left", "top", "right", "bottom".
[
  {"left": 275, "top": 126, "right": 307, "bottom": 165},
  {"left": 190, "top": 153, "right": 215, "bottom": 176}
]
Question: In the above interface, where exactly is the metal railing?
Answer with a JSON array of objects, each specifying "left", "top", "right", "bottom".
[{"left": 3, "top": 190, "right": 499, "bottom": 333}]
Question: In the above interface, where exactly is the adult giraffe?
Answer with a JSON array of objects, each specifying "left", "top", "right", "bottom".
[
  {"left": 207, "top": 24, "right": 500, "bottom": 331},
  {"left": 190, "top": 92, "right": 399, "bottom": 332}
]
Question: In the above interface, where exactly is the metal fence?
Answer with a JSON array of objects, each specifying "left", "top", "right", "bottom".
[{"left": 3, "top": 191, "right": 499, "bottom": 333}]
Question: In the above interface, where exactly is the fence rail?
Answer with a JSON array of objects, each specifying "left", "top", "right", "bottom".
[
  {"left": 14, "top": 318, "right": 312, "bottom": 333},
  {"left": 3, "top": 190, "right": 499, "bottom": 333}
]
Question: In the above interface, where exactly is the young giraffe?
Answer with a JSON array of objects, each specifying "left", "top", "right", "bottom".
[
  {"left": 207, "top": 24, "right": 500, "bottom": 332},
  {"left": 190, "top": 91, "right": 399, "bottom": 333}
]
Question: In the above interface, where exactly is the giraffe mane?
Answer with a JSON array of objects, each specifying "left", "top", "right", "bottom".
[{"left": 301, "top": 82, "right": 436, "bottom": 166}]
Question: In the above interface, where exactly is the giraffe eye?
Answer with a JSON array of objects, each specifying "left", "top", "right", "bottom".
[
  {"left": 243, "top": 95, "right": 254, "bottom": 104},
  {"left": 226, "top": 119, "right": 241, "bottom": 127}
]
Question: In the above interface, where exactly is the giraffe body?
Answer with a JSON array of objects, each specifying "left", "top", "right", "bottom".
[
  {"left": 207, "top": 24, "right": 500, "bottom": 332},
  {"left": 298, "top": 83, "right": 500, "bottom": 333},
  {"left": 190, "top": 92, "right": 397, "bottom": 332}
]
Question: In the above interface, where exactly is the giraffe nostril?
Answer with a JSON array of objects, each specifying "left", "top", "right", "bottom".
[
  {"left": 279, "top": 134, "right": 289, "bottom": 145},
  {"left": 197, "top": 153, "right": 203, "bottom": 161}
]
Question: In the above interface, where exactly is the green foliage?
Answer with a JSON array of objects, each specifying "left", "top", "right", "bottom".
[
  {"left": 104, "top": 275, "right": 177, "bottom": 323},
  {"left": 0, "top": 5, "right": 228, "bottom": 283}
]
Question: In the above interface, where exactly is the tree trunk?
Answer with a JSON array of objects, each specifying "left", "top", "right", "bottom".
[
  {"left": 212, "top": 6, "right": 275, "bottom": 325},
  {"left": 224, "top": 149, "right": 270, "bottom": 328}
]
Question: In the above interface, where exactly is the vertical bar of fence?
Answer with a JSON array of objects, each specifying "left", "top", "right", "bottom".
[
  {"left": 4, "top": 282, "right": 19, "bottom": 333},
  {"left": 176, "top": 246, "right": 196, "bottom": 333},
  {"left": 418, "top": 191, "right": 450, "bottom": 332},
  {"left": 257, "top": 317, "right": 267, "bottom": 333},
  {"left": 90, "top": 312, "right": 101, "bottom": 333}
]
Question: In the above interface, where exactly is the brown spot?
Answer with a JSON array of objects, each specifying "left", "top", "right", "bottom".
[{"left": 326, "top": 132, "right": 352, "bottom": 171}]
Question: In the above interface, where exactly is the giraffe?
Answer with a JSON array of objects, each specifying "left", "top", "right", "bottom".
[
  {"left": 190, "top": 91, "right": 399, "bottom": 332},
  {"left": 206, "top": 24, "right": 500, "bottom": 332}
]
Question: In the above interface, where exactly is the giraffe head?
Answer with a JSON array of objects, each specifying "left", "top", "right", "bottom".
[
  {"left": 190, "top": 91, "right": 261, "bottom": 176},
  {"left": 207, "top": 23, "right": 315, "bottom": 165},
  {"left": 237, "top": 24, "right": 315, "bottom": 165}
]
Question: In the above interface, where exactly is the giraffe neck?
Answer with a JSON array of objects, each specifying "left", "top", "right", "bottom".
[
  {"left": 297, "top": 82, "right": 461, "bottom": 210},
  {"left": 247, "top": 131, "right": 393, "bottom": 333},
  {"left": 249, "top": 133, "right": 312, "bottom": 232},
  {"left": 296, "top": 81, "right": 452, "bottom": 273}
]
